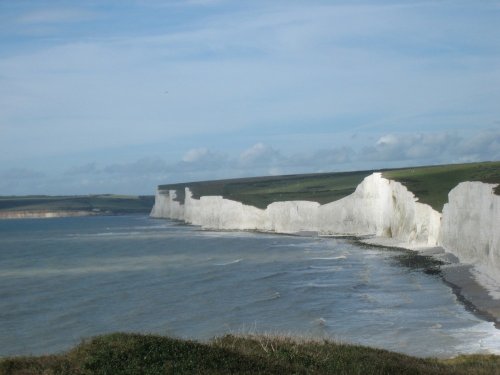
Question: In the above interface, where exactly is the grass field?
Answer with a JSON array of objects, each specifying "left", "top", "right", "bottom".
[
  {"left": 159, "top": 161, "right": 500, "bottom": 212},
  {"left": 383, "top": 161, "right": 500, "bottom": 211},
  {"left": 1, "top": 333, "right": 499, "bottom": 375},
  {"left": 0, "top": 195, "right": 155, "bottom": 214}
]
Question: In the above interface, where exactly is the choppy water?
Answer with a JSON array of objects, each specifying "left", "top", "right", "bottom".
[{"left": 0, "top": 215, "right": 499, "bottom": 358}]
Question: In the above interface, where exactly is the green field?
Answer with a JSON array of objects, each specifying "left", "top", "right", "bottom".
[
  {"left": 160, "top": 170, "right": 374, "bottom": 209},
  {"left": 159, "top": 161, "right": 500, "bottom": 212},
  {"left": 1, "top": 333, "right": 498, "bottom": 375},
  {"left": 383, "top": 162, "right": 500, "bottom": 211},
  {"left": 0, "top": 195, "right": 155, "bottom": 215}
]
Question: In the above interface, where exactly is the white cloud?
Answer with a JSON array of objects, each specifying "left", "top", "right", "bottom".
[
  {"left": 1, "top": 128, "right": 499, "bottom": 195},
  {"left": 184, "top": 0, "right": 226, "bottom": 6},
  {"left": 65, "top": 162, "right": 99, "bottom": 176},
  {"left": 1, "top": 168, "right": 45, "bottom": 180},
  {"left": 239, "top": 143, "right": 282, "bottom": 166},
  {"left": 376, "top": 134, "right": 398, "bottom": 146},
  {"left": 19, "top": 9, "right": 97, "bottom": 24},
  {"left": 0, "top": 168, "right": 46, "bottom": 195},
  {"left": 360, "top": 130, "right": 500, "bottom": 164},
  {"left": 457, "top": 129, "right": 500, "bottom": 158},
  {"left": 182, "top": 148, "right": 210, "bottom": 162}
]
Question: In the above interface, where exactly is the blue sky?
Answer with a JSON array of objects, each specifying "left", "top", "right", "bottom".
[{"left": 1, "top": 0, "right": 499, "bottom": 195}]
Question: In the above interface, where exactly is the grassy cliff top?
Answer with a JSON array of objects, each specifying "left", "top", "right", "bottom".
[
  {"left": 1, "top": 333, "right": 498, "bottom": 375},
  {"left": 160, "top": 170, "right": 375, "bottom": 209},
  {"left": 158, "top": 161, "right": 500, "bottom": 212},
  {"left": 383, "top": 161, "right": 500, "bottom": 211},
  {"left": 0, "top": 195, "right": 155, "bottom": 214}
]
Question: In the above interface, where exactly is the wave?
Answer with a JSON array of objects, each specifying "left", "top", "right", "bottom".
[
  {"left": 313, "top": 317, "right": 327, "bottom": 327},
  {"left": 65, "top": 231, "right": 182, "bottom": 240},
  {"left": 253, "top": 271, "right": 288, "bottom": 281},
  {"left": 305, "top": 266, "right": 343, "bottom": 273},
  {"left": 66, "top": 231, "right": 135, "bottom": 238},
  {"left": 271, "top": 241, "right": 322, "bottom": 248},
  {"left": 258, "top": 291, "right": 281, "bottom": 302},
  {"left": 307, "top": 265, "right": 340, "bottom": 269},
  {"left": 310, "top": 255, "right": 347, "bottom": 260},
  {"left": 214, "top": 259, "right": 243, "bottom": 266},
  {"left": 0, "top": 255, "right": 175, "bottom": 278},
  {"left": 295, "top": 282, "right": 339, "bottom": 290},
  {"left": 247, "top": 291, "right": 282, "bottom": 306}
]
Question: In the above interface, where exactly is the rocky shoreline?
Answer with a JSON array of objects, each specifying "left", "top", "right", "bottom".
[{"left": 360, "top": 236, "right": 500, "bottom": 327}]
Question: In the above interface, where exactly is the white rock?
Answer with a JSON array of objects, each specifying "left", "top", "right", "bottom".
[
  {"left": 150, "top": 190, "right": 184, "bottom": 220},
  {"left": 440, "top": 182, "right": 500, "bottom": 292},
  {"left": 151, "top": 173, "right": 440, "bottom": 246},
  {"left": 150, "top": 172, "right": 499, "bottom": 295}
]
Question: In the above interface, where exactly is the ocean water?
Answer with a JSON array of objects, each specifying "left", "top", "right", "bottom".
[{"left": 0, "top": 215, "right": 499, "bottom": 358}]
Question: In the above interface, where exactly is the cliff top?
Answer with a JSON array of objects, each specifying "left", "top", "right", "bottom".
[
  {"left": 159, "top": 169, "right": 374, "bottom": 209},
  {"left": 158, "top": 161, "right": 500, "bottom": 212},
  {"left": 2, "top": 332, "right": 499, "bottom": 374},
  {"left": 383, "top": 161, "right": 500, "bottom": 211}
]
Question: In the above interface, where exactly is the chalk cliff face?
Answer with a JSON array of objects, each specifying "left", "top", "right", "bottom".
[
  {"left": 440, "top": 182, "right": 500, "bottom": 289},
  {"left": 151, "top": 173, "right": 441, "bottom": 247},
  {"left": 151, "top": 190, "right": 185, "bottom": 220},
  {"left": 185, "top": 192, "right": 267, "bottom": 230},
  {"left": 151, "top": 172, "right": 500, "bottom": 294},
  {"left": 314, "top": 174, "right": 441, "bottom": 246},
  {"left": 151, "top": 173, "right": 500, "bottom": 298}
]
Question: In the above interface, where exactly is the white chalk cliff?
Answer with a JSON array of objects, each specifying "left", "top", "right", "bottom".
[
  {"left": 151, "top": 172, "right": 500, "bottom": 295},
  {"left": 439, "top": 181, "right": 500, "bottom": 295}
]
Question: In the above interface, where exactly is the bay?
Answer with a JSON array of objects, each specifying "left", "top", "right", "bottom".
[{"left": 0, "top": 215, "right": 499, "bottom": 357}]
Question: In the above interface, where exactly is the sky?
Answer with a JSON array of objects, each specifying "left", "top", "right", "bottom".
[{"left": 1, "top": 0, "right": 499, "bottom": 195}]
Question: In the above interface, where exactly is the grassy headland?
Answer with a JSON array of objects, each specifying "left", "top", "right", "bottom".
[
  {"left": 383, "top": 161, "right": 500, "bottom": 211},
  {"left": 159, "top": 161, "right": 500, "bottom": 212},
  {"left": 159, "top": 170, "right": 375, "bottom": 209},
  {"left": 0, "top": 194, "right": 154, "bottom": 215},
  {"left": 1, "top": 333, "right": 499, "bottom": 375}
]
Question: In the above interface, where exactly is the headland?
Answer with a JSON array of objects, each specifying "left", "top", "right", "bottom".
[{"left": 150, "top": 161, "right": 500, "bottom": 323}]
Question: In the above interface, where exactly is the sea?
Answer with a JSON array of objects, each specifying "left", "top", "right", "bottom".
[{"left": 0, "top": 215, "right": 499, "bottom": 358}]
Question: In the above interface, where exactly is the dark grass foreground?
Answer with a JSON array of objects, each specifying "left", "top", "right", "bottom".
[{"left": 1, "top": 333, "right": 499, "bottom": 375}]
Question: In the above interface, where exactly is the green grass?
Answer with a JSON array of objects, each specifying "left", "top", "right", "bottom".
[
  {"left": 159, "top": 170, "right": 374, "bottom": 209},
  {"left": 0, "top": 195, "right": 155, "bottom": 214},
  {"left": 382, "top": 161, "right": 500, "bottom": 211},
  {"left": 158, "top": 161, "right": 500, "bottom": 212},
  {"left": 1, "top": 333, "right": 499, "bottom": 375}
]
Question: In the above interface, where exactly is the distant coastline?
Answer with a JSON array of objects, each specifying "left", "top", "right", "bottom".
[
  {"left": 0, "top": 210, "right": 97, "bottom": 219},
  {"left": 0, "top": 194, "right": 154, "bottom": 219}
]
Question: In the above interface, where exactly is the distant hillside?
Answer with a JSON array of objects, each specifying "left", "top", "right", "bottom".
[
  {"left": 0, "top": 194, "right": 155, "bottom": 216},
  {"left": 158, "top": 161, "right": 500, "bottom": 212}
]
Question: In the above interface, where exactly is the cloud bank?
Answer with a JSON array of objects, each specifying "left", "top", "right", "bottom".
[{"left": 1, "top": 129, "right": 498, "bottom": 195}]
